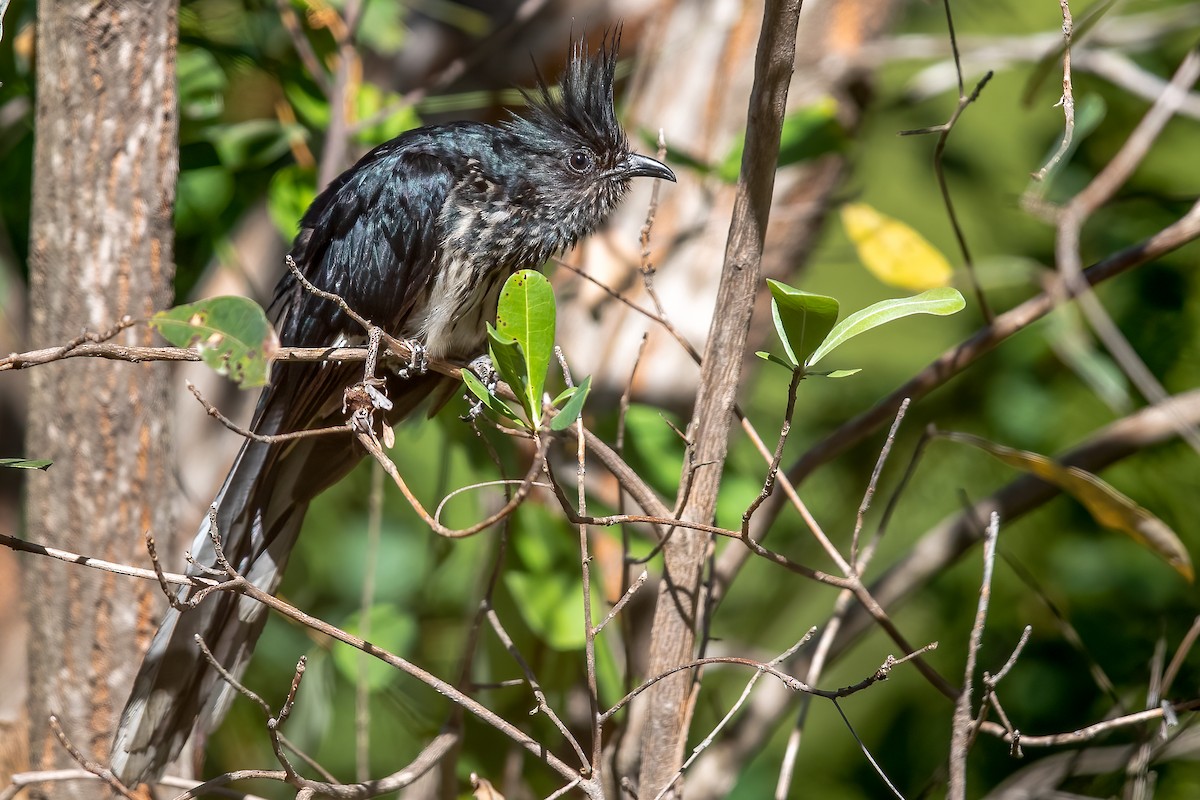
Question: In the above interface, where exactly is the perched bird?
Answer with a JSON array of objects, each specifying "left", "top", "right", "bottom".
[{"left": 110, "top": 32, "right": 674, "bottom": 785}]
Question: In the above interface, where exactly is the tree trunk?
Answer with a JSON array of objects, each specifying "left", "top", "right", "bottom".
[{"left": 23, "top": 2, "right": 178, "bottom": 797}]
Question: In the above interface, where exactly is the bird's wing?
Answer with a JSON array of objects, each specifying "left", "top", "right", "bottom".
[{"left": 262, "top": 145, "right": 460, "bottom": 440}]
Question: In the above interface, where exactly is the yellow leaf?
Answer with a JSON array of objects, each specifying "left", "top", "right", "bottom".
[
  {"left": 946, "top": 431, "right": 1193, "bottom": 581},
  {"left": 841, "top": 202, "right": 953, "bottom": 291}
]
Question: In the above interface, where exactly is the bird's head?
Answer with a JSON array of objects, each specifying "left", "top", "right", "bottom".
[{"left": 504, "top": 30, "right": 675, "bottom": 243}]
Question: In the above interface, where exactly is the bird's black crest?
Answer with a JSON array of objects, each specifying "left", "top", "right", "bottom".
[{"left": 508, "top": 29, "right": 626, "bottom": 156}]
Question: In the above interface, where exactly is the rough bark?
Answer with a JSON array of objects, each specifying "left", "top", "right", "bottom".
[
  {"left": 23, "top": 2, "right": 178, "bottom": 797},
  {"left": 633, "top": 2, "right": 804, "bottom": 797}
]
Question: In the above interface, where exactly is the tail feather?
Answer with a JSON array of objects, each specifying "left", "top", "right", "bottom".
[
  {"left": 110, "top": 436, "right": 309, "bottom": 785},
  {"left": 111, "top": 370, "right": 451, "bottom": 786}
]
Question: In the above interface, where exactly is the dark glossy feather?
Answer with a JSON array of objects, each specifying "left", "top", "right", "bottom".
[{"left": 111, "top": 32, "right": 674, "bottom": 786}]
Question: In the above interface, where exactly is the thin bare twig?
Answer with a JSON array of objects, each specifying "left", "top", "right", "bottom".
[
  {"left": 483, "top": 605, "right": 590, "bottom": 771},
  {"left": 47, "top": 716, "right": 139, "bottom": 800},
  {"left": 978, "top": 699, "right": 1200, "bottom": 748},
  {"left": 1031, "top": 0, "right": 1076, "bottom": 184},
  {"left": 1055, "top": 48, "right": 1200, "bottom": 456},
  {"left": 948, "top": 512, "right": 1000, "bottom": 799}
]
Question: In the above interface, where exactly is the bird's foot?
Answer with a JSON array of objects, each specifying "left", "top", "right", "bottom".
[
  {"left": 462, "top": 355, "right": 498, "bottom": 421},
  {"left": 343, "top": 376, "right": 394, "bottom": 440},
  {"left": 396, "top": 341, "right": 429, "bottom": 380}
]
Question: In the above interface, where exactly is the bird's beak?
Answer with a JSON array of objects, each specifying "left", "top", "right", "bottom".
[{"left": 624, "top": 153, "right": 676, "bottom": 182}]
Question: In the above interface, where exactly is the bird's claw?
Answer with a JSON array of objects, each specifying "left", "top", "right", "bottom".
[
  {"left": 397, "top": 342, "right": 429, "bottom": 379},
  {"left": 462, "top": 355, "right": 498, "bottom": 421},
  {"left": 343, "top": 376, "right": 394, "bottom": 438},
  {"left": 468, "top": 354, "right": 498, "bottom": 394}
]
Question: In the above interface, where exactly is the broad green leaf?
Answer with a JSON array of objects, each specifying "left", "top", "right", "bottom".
[
  {"left": 505, "top": 571, "right": 599, "bottom": 651},
  {"left": 461, "top": 369, "right": 524, "bottom": 429},
  {"left": 767, "top": 280, "right": 839, "bottom": 368},
  {"left": 946, "top": 431, "right": 1193, "bottom": 581},
  {"left": 495, "top": 270, "right": 556, "bottom": 424},
  {"left": 0, "top": 457, "right": 52, "bottom": 470},
  {"left": 841, "top": 203, "right": 953, "bottom": 290},
  {"left": 808, "top": 287, "right": 965, "bottom": 367},
  {"left": 550, "top": 375, "right": 591, "bottom": 431},
  {"left": 150, "top": 296, "right": 279, "bottom": 388},
  {"left": 823, "top": 369, "right": 862, "bottom": 379},
  {"left": 331, "top": 604, "right": 417, "bottom": 690},
  {"left": 486, "top": 323, "right": 532, "bottom": 421},
  {"left": 284, "top": 81, "right": 331, "bottom": 129}
]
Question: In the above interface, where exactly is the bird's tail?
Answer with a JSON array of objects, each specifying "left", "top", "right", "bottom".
[
  {"left": 108, "top": 429, "right": 310, "bottom": 786},
  {"left": 111, "top": 366, "right": 448, "bottom": 786}
]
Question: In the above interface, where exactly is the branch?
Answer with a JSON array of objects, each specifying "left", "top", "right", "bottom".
[{"left": 638, "top": 2, "right": 806, "bottom": 793}]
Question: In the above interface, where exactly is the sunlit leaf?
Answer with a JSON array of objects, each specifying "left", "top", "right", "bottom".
[
  {"left": 766, "top": 280, "right": 839, "bottom": 368},
  {"left": 267, "top": 164, "right": 317, "bottom": 239},
  {"left": 807, "top": 287, "right": 965, "bottom": 367},
  {"left": 0, "top": 457, "right": 52, "bottom": 470},
  {"left": 945, "top": 431, "right": 1193, "bottom": 581},
  {"left": 495, "top": 270, "right": 556, "bottom": 425},
  {"left": 505, "top": 571, "right": 597, "bottom": 651},
  {"left": 150, "top": 296, "right": 279, "bottom": 388},
  {"left": 550, "top": 375, "right": 591, "bottom": 431},
  {"left": 841, "top": 202, "right": 954, "bottom": 290},
  {"left": 354, "top": 83, "right": 421, "bottom": 145}
]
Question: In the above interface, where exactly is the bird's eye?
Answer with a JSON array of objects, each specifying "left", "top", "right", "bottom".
[{"left": 566, "top": 150, "right": 595, "bottom": 175}]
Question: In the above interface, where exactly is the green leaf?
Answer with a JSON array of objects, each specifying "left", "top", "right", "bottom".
[
  {"left": 331, "top": 604, "right": 417, "bottom": 690},
  {"left": 0, "top": 457, "right": 52, "bottom": 470},
  {"left": 944, "top": 431, "right": 1193, "bottom": 582},
  {"left": 461, "top": 368, "right": 525, "bottom": 429},
  {"left": 551, "top": 385, "right": 577, "bottom": 406},
  {"left": 486, "top": 323, "right": 532, "bottom": 420},
  {"left": 267, "top": 164, "right": 317, "bottom": 239},
  {"left": 755, "top": 350, "right": 799, "bottom": 372},
  {"left": 766, "top": 280, "right": 839, "bottom": 368},
  {"left": 807, "top": 287, "right": 965, "bottom": 368},
  {"left": 150, "top": 296, "right": 279, "bottom": 388},
  {"left": 822, "top": 368, "right": 863, "bottom": 379},
  {"left": 178, "top": 45, "right": 227, "bottom": 121},
  {"left": 495, "top": 270, "right": 556, "bottom": 425},
  {"left": 353, "top": 83, "right": 421, "bottom": 145},
  {"left": 208, "top": 119, "right": 302, "bottom": 170},
  {"left": 719, "top": 97, "right": 845, "bottom": 182},
  {"left": 550, "top": 375, "right": 591, "bottom": 431},
  {"left": 505, "top": 571, "right": 595, "bottom": 651}
]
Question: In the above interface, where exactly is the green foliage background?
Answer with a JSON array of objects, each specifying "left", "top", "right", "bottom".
[{"left": 2, "top": 0, "right": 1199, "bottom": 797}]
